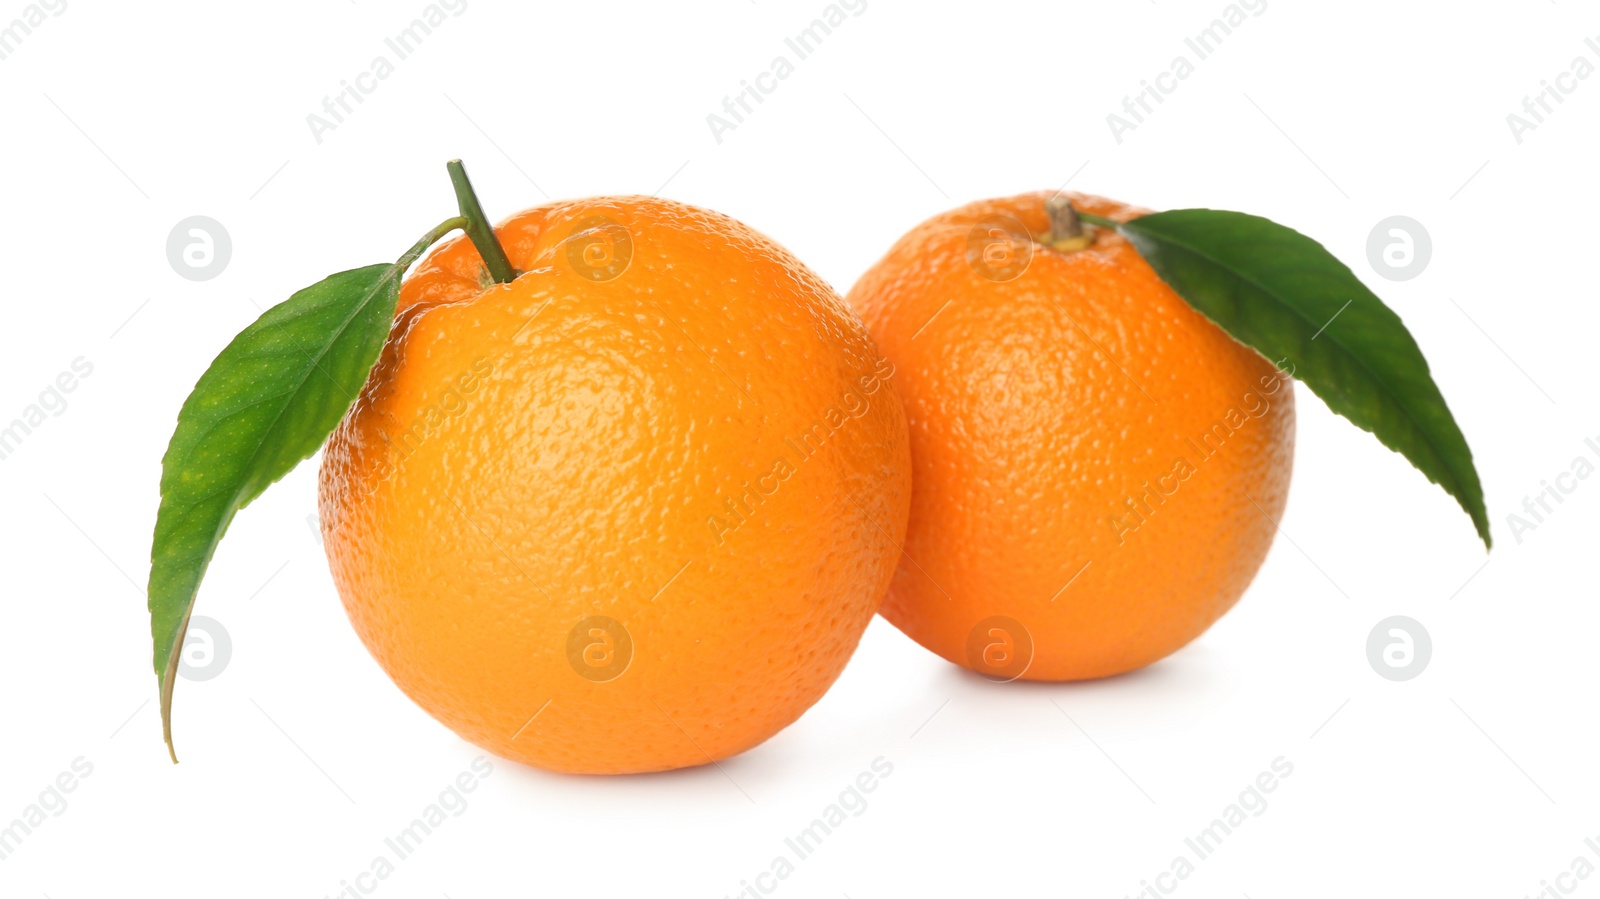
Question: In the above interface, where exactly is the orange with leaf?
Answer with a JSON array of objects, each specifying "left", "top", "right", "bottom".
[
  {"left": 847, "top": 192, "right": 1487, "bottom": 681},
  {"left": 148, "top": 162, "right": 911, "bottom": 773}
]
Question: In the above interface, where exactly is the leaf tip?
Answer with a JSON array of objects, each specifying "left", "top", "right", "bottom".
[{"left": 159, "top": 663, "right": 180, "bottom": 764}]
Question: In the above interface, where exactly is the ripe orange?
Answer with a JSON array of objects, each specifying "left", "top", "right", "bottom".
[
  {"left": 846, "top": 192, "right": 1295, "bottom": 681},
  {"left": 319, "top": 197, "right": 911, "bottom": 774}
]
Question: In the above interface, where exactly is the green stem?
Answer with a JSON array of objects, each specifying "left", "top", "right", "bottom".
[
  {"left": 1074, "top": 208, "right": 1122, "bottom": 230},
  {"left": 447, "top": 160, "right": 517, "bottom": 284}
]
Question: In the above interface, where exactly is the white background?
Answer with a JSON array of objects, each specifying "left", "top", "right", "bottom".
[{"left": 1, "top": 1, "right": 1596, "bottom": 896}]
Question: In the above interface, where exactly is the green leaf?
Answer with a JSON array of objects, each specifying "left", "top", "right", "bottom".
[
  {"left": 148, "top": 263, "right": 402, "bottom": 761},
  {"left": 1110, "top": 208, "right": 1490, "bottom": 549}
]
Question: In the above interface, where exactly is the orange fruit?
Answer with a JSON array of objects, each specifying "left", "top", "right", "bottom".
[
  {"left": 319, "top": 197, "right": 911, "bottom": 774},
  {"left": 845, "top": 192, "right": 1295, "bottom": 681}
]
